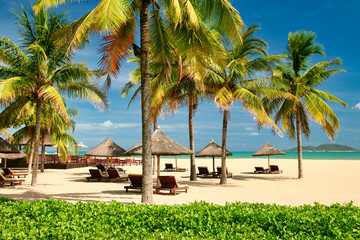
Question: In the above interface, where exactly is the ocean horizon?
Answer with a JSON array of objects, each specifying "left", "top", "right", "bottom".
[{"left": 61, "top": 151, "right": 360, "bottom": 160}]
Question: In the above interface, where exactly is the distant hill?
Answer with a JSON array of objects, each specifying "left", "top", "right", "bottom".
[{"left": 286, "top": 144, "right": 360, "bottom": 152}]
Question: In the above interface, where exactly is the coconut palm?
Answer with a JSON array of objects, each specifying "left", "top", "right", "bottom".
[
  {"left": 34, "top": 0, "right": 243, "bottom": 203},
  {"left": 0, "top": 7, "right": 108, "bottom": 186},
  {"left": 264, "top": 31, "right": 347, "bottom": 179},
  {"left": 205, "top": 25, "right": 282, "bottom": 184}
]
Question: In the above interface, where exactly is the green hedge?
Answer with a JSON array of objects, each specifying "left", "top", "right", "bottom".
[{"left": 0, "top": 197, "right": 359, "bottom": 239}]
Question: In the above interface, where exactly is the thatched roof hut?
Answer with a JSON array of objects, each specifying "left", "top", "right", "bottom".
[
  {"left": 17, "top": 135, "right": 54, "bottom": 147},
  {"left": 124, "top": 127, "right": 193, "bottom": 156},
  {"left": 0, "top": 137, "right": 26, "bottom": 167},
  {"left": 252, "top": 141, "right": 285, "bottom": 169},
  {"left": 85, "top": 137, "right": 126, "bottom": 157},
  {"left": 196, "top": 139, "right": 232, "bottom": 176},
  {"left": 196, "top": 139, "right": 232, "bottom": 157}
]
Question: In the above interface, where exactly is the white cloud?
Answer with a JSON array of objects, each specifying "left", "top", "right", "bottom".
[
  {"left": 77, "top": 120, "right": 140, "bottom": 130},
  {"left": 245, "top": 127, "right": 255, "bottom": 131},
  {"left": 229, "top": 132, "right": 260, "bottom": 136},
  {"left": 354, "top": 103, "right": 360, "bottom": 110}
]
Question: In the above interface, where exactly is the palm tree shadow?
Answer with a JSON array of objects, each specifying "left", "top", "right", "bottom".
[{"left": 233, "top": 174, "right": 296, "bottom": 181}]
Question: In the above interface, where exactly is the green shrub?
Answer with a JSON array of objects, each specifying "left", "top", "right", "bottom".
[{"left": 0, "top": 198, "right": 359, "bottom": 239}]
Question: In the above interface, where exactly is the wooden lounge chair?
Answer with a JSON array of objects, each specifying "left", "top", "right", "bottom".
[
  {"left": 216, "top": 167, "right": 233, "bottom": 178},
  {"left": 2, "top": 168, "right": 27, "bottom": 178},
  {"left": 106, "top": 169, "right": 128, "bottom": 182},
  {"left": 164, "top": 163, "right": 176, "bottom": 172},
  {"left": 196, "top": 166, "right": 213, "bottom": 178},
  {"left": 254, "top": 167, "right": 268, "bottom": 174},
  {"left": 86, "top": 169, "right": 106, "bottom": 181},
  {"left": 124, "top": 174, "right": 144, "bottom": 192},
  {"left": 269, "top": 165, "right": 283, "bottom": 174},
  {"left": 156, "top": 176, "right": 189, "bottom": 195},
  {"left": 0, "top": 173, "right": 25, "bottom": 186},
  {"left": 96, "top": 164, "right": 106, "bottom": 173}
]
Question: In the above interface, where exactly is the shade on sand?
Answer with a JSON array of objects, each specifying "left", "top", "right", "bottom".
[
  {"left": 196, "top": 139, "right": 232, "bottom": 176},
  {"left": 124, "top": 127, "right": 193, "bottom": 186},
  {"left": 85, "top": 137, "right": 126, "bottom": 169},
  {"left": 252, "top": 141, "right": 285, "bottom": 169},
  {"left": 0, "top": 137, "right": 26, "bottom": 168}
]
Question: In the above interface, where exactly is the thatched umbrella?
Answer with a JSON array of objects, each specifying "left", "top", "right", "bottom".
[
  {"left": 124, "top": 127, "right": 193, "bottom": 186},
  {"left": 0, "top": 137, "right": 26, "bottom": 168},
  {"left": 18, "top": 135, "right": 54, "bottom": 147},
  {"left": 196, "top": 139, "right": 232, "bottom": 176},
  {"left": 252, "top": 141, "right": 285, "bottom": 169},
  {"left": 85, "top": 137, "right": 126, "bottom": 169}
]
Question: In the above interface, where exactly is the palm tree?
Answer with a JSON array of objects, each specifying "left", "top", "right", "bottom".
[
  {"left": 34, "top": 0, "right": 243, "bottom": 203},
  {"left": 0, "top": 7, "right": 108, "bottom": 186},
  {"left": 205, "top": 25, "right": 282, "bottom": 184},
  {"left": 264, "top": 31, "right": 347, "bottom": 179}
]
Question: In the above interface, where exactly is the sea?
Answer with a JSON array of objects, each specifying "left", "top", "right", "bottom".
[{"left": 73, "top": 151, "right": 360, "bottom": 160}]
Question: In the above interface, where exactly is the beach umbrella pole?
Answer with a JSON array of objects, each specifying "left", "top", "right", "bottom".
[
  {"left": 175, "top": 156, "right": 178, "bottom": 171},
  {"left": 268, "top": 155, "right": 270, "bottom": 170},
  {"left": 4, "top": 158, "right": 6, "bottom": 168},
  {"left": 212, "top": 157, "right": 215, "bottom": 177}
]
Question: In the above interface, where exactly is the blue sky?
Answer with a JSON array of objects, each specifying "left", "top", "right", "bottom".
[{"left": 1, "top": 0, "right": 360, "bottom": 151}]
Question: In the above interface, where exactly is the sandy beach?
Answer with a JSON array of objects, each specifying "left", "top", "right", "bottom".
[{"left": 1, "top": 158, "right": 359, "bottom": 206}]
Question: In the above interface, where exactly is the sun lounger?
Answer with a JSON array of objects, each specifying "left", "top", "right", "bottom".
[
  {"left": 216, "top": 167, "right": 233, "bottom": 178},
  {"left": 2, "top": 168, "right": 27, "bottom": 178},
  {"left": 164, "top": 163, "right": 176, "bottom": 172},
  {"left": 86, "top": 169, "right": 106, "bottom": 181},
  {"left": 196, "top": 166, "right": 213, "bottom": 178},
  {"left": 124, "top": 174, "right": 143, "bottom": 192},
  {"left": 106, "top": 169, "right": 128, "bottom": 182},
  {"left": 254, "top": 167, "right": 268, "bottom": 174},
  {"left": 269, "top": 165, "right": 283, "bottom": 174},
  {"left": 156, "top": 176, "right": 189, "bottom": 195},
  {"left": 96, "top": 164, "right": 106, "bottom": 173},
  {"left": 0, "top": 173, "right": 25, "bottom": 186},
  {"left": 108, "top": 167, "right": 127, "bottom": 174}
]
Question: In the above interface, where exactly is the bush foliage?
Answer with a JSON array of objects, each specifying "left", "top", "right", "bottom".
[{"left": 0, "top": 198, "right": 359, "bottom": 239}]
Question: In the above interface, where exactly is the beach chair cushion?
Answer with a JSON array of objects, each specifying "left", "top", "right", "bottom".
[
  {"left": 196, "top": 166, "right": 212, "bottom": 177},
  {"left": 86, "top": 169, "right": 105, "bottom": 181},
  {"left": 216, "top": 167, "right": 233, "bottom": 178},
  {"left": 164, "top": 163, "right": 176, "bottom": 172},
  {"left": 2, "top": 168, "right": 27, "bottom": 178},
  {"left": 106, "top": 169, "right": 128, "bottom": 182},
  {"left": 156, "top": 176, "right": 188, "bottom": 195},
  {"left": 0, "top": 173, "right": 25, "bottom": 186},
  {"left": 269, "top": 165, "right": 283, "bottom": 174}
]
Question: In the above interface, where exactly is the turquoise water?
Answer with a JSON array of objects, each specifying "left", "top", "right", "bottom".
[{"left": 74, "top": 151, "right": 360, "bottom": 160}]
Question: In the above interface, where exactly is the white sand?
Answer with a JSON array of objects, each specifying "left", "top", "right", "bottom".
[{"left": 1, "top": 158, "right": 359, "bottom": 206}]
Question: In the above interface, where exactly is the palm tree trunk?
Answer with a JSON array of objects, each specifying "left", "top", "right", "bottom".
[
  {"left": 40, "top": 135, "right": 45, "bottom": 172},
  {"left": 220, "top": 109, "right": 229, "bottom": 185},
  {"left": 188, "top": 101, "right": 197, "bottom": 181},
  {"left": 31, "top": 99, "right": 42, "bottom": 186},
  {"left": 295, "top": 106, "right": 303, "bottom": 179},
  {"left": 140, "top": 0, "right": 153, "bottom": 204},
  {"left": 27, "top": 136, "right": 35, "bottom": 175},
  {"left": 152, "top": 119, "right": 157, "bottom": 175}
]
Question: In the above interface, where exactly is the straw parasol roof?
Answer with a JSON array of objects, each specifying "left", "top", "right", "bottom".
[
  {"left": 85, "top": 137, "right": 126, "bottom": 157},
  {"left": 252, "top": 141, "right": 285, "bottom": 170},
  {"left": 252, "top": 141, "right": 285, "bottom": 157},
  {"left": 0, "top": 137, "right": 26, "bottom": 167},
  {"left": 196, "top": 139, "right": 232, "bottom": 177},
  {"left": 124, "top": 127, "right": 193, "bottom": 156},
  {"left": 196, "top": 139, "right": 232, "bottom": 157},
  {"left": 17, "top": 135, "right": 54, "bottom": 147}
]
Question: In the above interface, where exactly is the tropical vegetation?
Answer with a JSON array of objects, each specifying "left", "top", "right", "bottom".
[
  {"left": 33, "top": 0, "right": 244, "bottom": 202},
  {"left": 1, "top": 198, "right": 359, "bottom": 239},
  {"left": 204, "top": 25, "right": 282, "bottom": 184},
  {"left": 264, "top": 31, "right": 347, "bottom": 178},
  {"left": 0, "top": 6, "right": 108, "bottom": 185}
]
